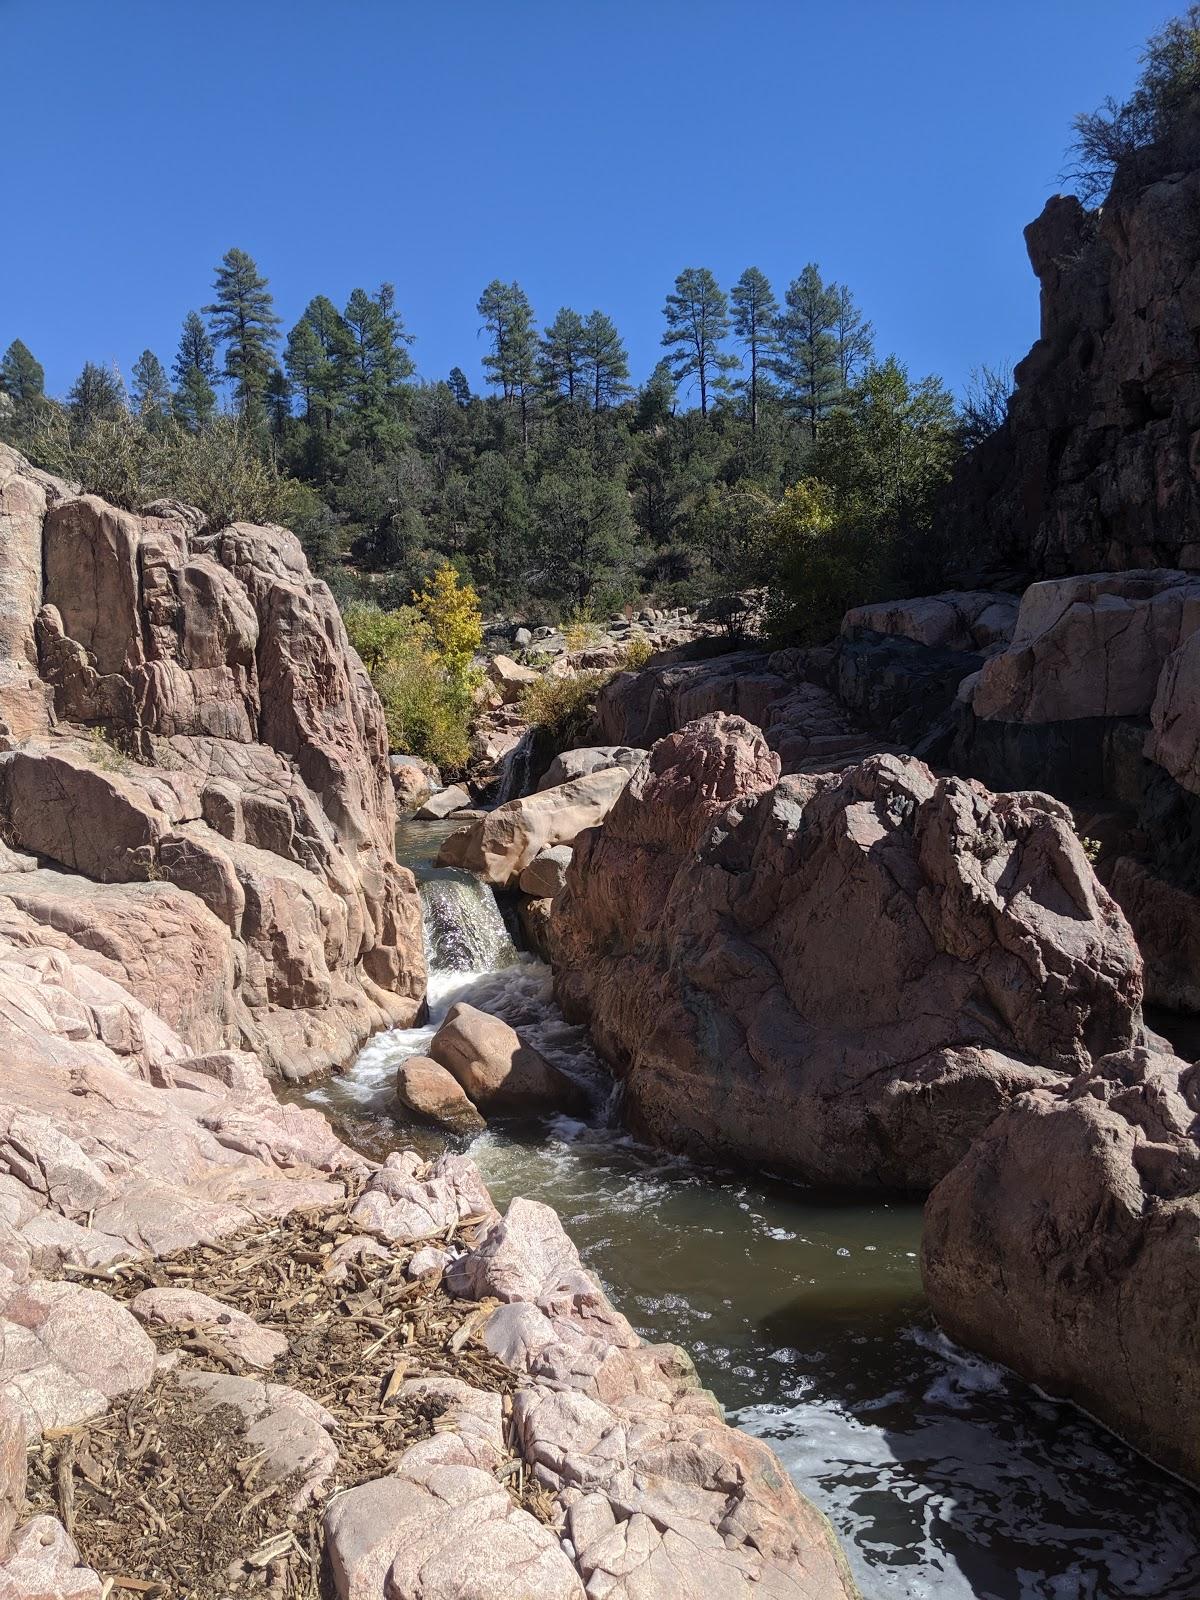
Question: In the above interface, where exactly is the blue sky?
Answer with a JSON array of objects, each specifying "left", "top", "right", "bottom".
[{"left": 1, "top": 0, "right": 1170, "bottom": 406}]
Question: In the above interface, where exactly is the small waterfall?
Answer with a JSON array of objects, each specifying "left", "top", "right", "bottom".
[
  {"left": 493, "top": 728, "right": 537, "bottom": 804},
  {"left": 421, "top": 873, "right": 516, "bottom": 974}
]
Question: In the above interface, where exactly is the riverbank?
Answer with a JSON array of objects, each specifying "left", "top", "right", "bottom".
[{"left": 297, "top": 822, "right": 1200, "bottom": 1600}]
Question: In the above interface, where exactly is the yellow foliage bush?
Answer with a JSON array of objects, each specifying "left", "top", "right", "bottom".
[{"left": 344, "top": 566, "right": 484, "bottom": 774}]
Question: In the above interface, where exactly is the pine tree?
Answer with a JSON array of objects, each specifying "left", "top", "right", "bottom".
[
  {"left": 831, "top": 283, "right": 874, "bottom": 393},
  {"left": 131, "top": 349, "right": 171, "bottom": 424},
  {"left": 204, "top": 248, "right": 281, "bottom": 415},
  {"left": 284, "top": 318, "right": 324, "bottom": 421},
  {"left": 477, "top": 280, "right": 537, "bottom": 443},
  {"left": 265, "top": 366, "right": 291, "bottom": 437},
  {"left": 67, "top": 362, "right": 126, "bottom": 427},
  {"left": 539, "top": 308, "right": 587, "bottom": 401},
  {"left": 448, "top": 367, "right": 472, "bottom": 407},
  {"left": 0, "top": 340, "right": 45, "bottom": 407},
  {"left": 172, "top": 312, "right": 218, "bottom": 429},
  {"left": 580, "top": 311, "right": 631, "bottom": 412},
  {"left": 661, "top": 268, "right": 736, "bottom": 417},
  {"left": 287, "top": 296, "right": 353, "bottom": 427},
  {"left": 342, "top": 285, "right": 415, "bottom": 452},
  {"left": 773, "top": 264, "right": 841, "bottom": 439},
  {"left": 731, "top": 268, "right": 779, "bottom": 432}
]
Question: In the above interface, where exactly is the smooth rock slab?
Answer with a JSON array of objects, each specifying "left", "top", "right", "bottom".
[
  {"left": 176, "top": 1370, "right": 337, "bottom": 1508},
  {"left": 0, "top": 1281, "right": 156, "bottom": 1439},
  {"left": 0, "top": 1516, "right": 101, "bottom": 1599},
  {"left": 324, "top": 1462, "right": 584, "bottom": 1600},
  {"left": 415, "top": 784, "right": 471, "bottom": 821},
  {"left": 130, "top": 1287, "right": 288, "bottom": 1369}
]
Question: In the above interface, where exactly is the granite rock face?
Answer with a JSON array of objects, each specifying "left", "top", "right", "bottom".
[
  {"left": 943, "top": 104, "right": 1200, "bottom": 578},
  {"left": 553, "top": 714, "right": 1143, "bottom": 1188},
  {"left": 923, "top": 1046, "right": 1200, "bottom": 1483},
  {"left": 0, "top": 448, "right": 425, "bottom": 1078}
]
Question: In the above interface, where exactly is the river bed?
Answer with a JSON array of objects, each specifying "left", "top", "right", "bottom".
[{"left": 297, "top": 820, "right": 1200, "bottom": 1600}]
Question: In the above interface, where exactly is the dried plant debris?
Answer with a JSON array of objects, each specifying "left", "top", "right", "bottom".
[{"left": 25, "top": 1201, "right": 544, "bottom": 1599}]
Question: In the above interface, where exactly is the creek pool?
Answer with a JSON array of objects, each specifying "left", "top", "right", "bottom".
[{"left": 296, "top": 820, "right": 1200, "bottom": 1600}]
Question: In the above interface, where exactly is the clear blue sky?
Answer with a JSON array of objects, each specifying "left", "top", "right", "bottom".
[{"left": 1, "top": 0, "right": 1170, "bottom": 407}]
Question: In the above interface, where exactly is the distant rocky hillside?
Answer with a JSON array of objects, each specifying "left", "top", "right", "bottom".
[{"left": 947, "top": 96, "right": 1200, "bottom": 579}]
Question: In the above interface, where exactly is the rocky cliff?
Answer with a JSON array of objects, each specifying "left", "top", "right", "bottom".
[
  {"left": 0, "top": 444, "right": 425, "bottom": 1081},
  {"left": 946, "top": 98, "right": 1200, "bottom": 579}
]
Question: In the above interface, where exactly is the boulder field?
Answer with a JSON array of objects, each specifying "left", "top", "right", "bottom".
[{"left": 532, "top": 564, "right": 1200, "bottom": 1486}]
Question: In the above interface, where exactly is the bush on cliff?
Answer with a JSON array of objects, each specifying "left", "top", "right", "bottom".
[
  {"left": 20, "top": 403, "right": 303, "bottom": 528},
  {"left": 1067, "top": 6, "right": 1200, "bottom": 203},
  {"left": 344, "top": 564, "right": 482, "bottom": 773}
]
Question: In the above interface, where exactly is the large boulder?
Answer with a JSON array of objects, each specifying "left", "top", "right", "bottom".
[
  {"left": 842, "top": 591, "right": 1019, "bottom": 653},
  {"left": 971, "top": 571, "right": 1200, "bottom": 723},
  {"left": 486, "top": 653, "right": 539, "bottom": 704},
  {"left": 553, "top": 714, "right": 1144, "bottom": 1189},
  {"left": 922, "top": 1046, "right": 1200, "bottom": 1482},
  {"left": 537, "top": 745, "right": 647, "bottom": 792},
  {"left": 518, "top": 845, "right": 572, "bottom": 899},
  {"left": 429, "top": 1003, "right": 583, "bottom": 1114},
  {"left": 592, "top": 651, "right": 788, "bottom": 748},
  {"left": 395, "top": 1054, "right": 486, "bottom": 1134},
  {"left": 436, "top": 766, "right": 630, "bottom": 887}
]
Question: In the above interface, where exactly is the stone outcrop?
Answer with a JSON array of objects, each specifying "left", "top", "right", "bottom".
[
  {"left": 842, "top": 591, "right": 1018, "bottom": 654},
  {"left": 942, "top": 101, "right": 1200, "bottom": 578},
  {"left": 0, "top": 447, "right": 424, "bottom": 1078},
  {"left": 922, "top": 1046, "right": 1200, "bottom": 1482},
  {"left": 537, "top": 745, "right": 647, "bottom": 792},
  {"left": 437, "top": 766, "right": 631, "bottom": 887},
  {"left": 553, "top": 714, "right": 1143, "bottom": 1188}
]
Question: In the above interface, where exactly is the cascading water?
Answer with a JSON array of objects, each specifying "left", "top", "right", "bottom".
[
  {"left": 299, "top": 821, "right": 1200, "bottom": 1600},
  {"left": 492, "top": 727, "right": 538, "bottom": 805}
]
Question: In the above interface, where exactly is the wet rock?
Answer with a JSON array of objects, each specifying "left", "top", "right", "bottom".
[
  {"left": 923, "top": 1046, "right": 1200, "bottom": 1482},
  {"left": 518, "top": 846, "right": 572, "bottom": 899},
  {"left": 395, "top": 1055, "right": 486, "bottom": 1134},
  {"left": 554, "top": 714, "right": 1142, "bottom": 1189},
  {"left": 415, "top": 784, "right": 472, "bottom": 820},
  {"left": 130, "top": 1287, "right": 288, "bottom": 1369},
  {"left": 436, "top": 767, "right": 631, "bottom": 887},
  {"left": 429, "top": 1003, "right": 584, "bottom": 1114},
  {"left": 176, "top": 1370, "right": 337, "bottom": 1507},
  {"left": 537, "top": 747, "right": 647, "bottom": 792},
  {"left": 0, "top": 1515, "right": 101, "bottom": 1599},
  {"left": 0, "top": 1281, "right": 156, "bottom": 1438}
]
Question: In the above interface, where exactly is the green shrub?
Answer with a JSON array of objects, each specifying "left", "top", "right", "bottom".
[
  {"left": 519, "top": 670, "right": 610, "bottom": 745},
  {"left": 621, "top": 634, "right": 654, "bottom": 669},
  {"left": 22, "top": 405, "right": 295, "bottom": 528}
]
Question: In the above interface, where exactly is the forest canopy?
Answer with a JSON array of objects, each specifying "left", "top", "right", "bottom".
[{"left": 0, "top": 253, "right": 973, "bottom": 644}]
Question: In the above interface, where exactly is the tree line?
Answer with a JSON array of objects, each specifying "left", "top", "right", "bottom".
[{"left": 0, "top": 248, "right": 971, "bottom": 630}]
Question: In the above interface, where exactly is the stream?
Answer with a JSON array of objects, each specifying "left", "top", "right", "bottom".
[{"left": 299, "top": 820, "right": 1200, "bottom": 1600}]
